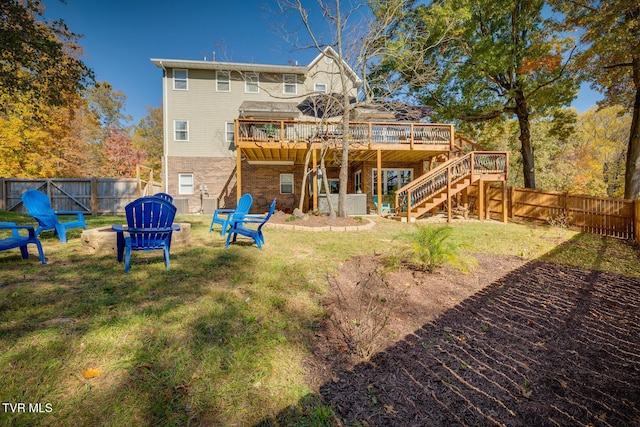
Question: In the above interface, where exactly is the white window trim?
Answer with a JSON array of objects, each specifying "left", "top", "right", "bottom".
[
  {"left": 245, "top": 72, "right": 259, "bottom": 93},
  {"left": 174, "top": 120, "right": 189, "bottom": 141},
  {"left": 314, "top": 83, "right": 328, "bottom": 94},
  {"left": 280, "top": 173, "right": 294, "bottom": 194},
  {"left": 173, "top": 69, "right": 188, "bottom": 90},
  {"left": 283, "top": 74, "right": 297, "bottom": 95},
  {"left": 225, "top": 122, "right": 234, "bottom": 143},
  {"left": 178, "top": 173, "right": 194, "bottom": 195},
  {"left": 216, "top": 70, "right": 230, "bottom": 92}
]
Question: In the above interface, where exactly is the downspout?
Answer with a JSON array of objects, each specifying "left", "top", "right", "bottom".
[{"left": 159, "top": 61, "right": 170, "bottom": 193}]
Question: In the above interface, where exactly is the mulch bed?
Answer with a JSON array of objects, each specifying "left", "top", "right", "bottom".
[{"left": 316, "top": 257, "right": 640, "bottom": 426}]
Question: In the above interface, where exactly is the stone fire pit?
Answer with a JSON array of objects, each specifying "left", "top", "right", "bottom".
[{"left": 81, "top": 223, "right": 191, "bottom": 255}]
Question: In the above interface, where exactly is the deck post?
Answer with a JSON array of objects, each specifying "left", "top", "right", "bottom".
[
  {"left": 501, "top": 180, "right": 508, "bottom": 223},
  {"left": 377, "top": 149, "right": 382, "bottom": 217},
  {"left": 447, "top": 166, "right": 452, "bottom": 223},
  {"left": 236, "top": 148, "right": 242, "bottom": 205},
  {"left": 312, "top": 149, "right": 318, "bottom": 211},
  {"left": 478, "top": 179, "right": 485, "bottom": 221}
]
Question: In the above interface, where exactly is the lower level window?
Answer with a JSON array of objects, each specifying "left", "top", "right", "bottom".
[
  {"left": 372, "top": 169, "right": 413, "bottom": 195},
  {"left": 280, "top": 173, "right": 294, "bottom": 194},
  {"left": 179, "top": 173, "right": 194, "bottom": 194}
]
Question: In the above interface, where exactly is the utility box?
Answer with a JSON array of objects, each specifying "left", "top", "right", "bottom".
[
  {"left": 202, "top": 197, "right": 217, "bottom": 214},
  {"left": 173, "top": 198, "right": 190, "bottom": 215}
]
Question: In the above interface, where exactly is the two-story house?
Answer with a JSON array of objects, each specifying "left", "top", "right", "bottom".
[{"left": 152, "top": 47, "right": 509, "bottom": 221}]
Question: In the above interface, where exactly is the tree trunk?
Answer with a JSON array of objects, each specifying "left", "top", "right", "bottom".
[
  {"left": 338, "top": 113, "right": 349, "bottom": 217},
  {"left": 298, "top": 147, "right": 312, "bottom": 212},
  {"left": 515, "top": 91, "right": 536, "bottom": 188},
  {"left": 624, "top": 57, "right": 640, "bottom": 199}
]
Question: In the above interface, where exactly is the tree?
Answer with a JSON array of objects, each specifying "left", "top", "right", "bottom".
[
  {"left": 376, "top": 0, "right": 580, "bottom": 188},
  {"left": 551, "top": 0, "right": 640, "bottom": 199},
  {"left": 132, "top": 106, "right": 163, "bottom": 177},
  {"left": 0, "top": 0, "right": 93, "bottom": 116},
  {"left": 101, "top": 127, "right": 145, "bottom": 178}
]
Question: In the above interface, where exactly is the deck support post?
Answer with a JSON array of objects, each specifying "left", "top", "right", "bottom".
[
  {"left": 478, "top": 179, "right": 485, "bottom": 221},
  {"left": 312, "top": 149, "right": 318, "bottom": 212},
  {"left": 236, "top": 148, "right": 242, "bottom": 205},
  {"left": 446, "top": 166, "right": 452, "bottom": 223},
  {"left": 377, "top": 150, "right": 383, "bottom": 217},
  {"left": 501, "top": 180, "right": 508, "bottom": 223}
]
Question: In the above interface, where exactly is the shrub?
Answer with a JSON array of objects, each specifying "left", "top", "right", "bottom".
[{"left": 402, "top": 224, "right": 473, "bottom": 272}]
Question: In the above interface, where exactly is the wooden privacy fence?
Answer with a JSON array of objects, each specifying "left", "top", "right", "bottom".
[
  {"left": 476, "top": 186, "right": 636, "bottom": 240},
  {"left": 0, "top": 178, "right": 162, "bottom": 215}
]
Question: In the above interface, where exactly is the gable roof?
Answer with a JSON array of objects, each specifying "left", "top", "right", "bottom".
[{"left": 307, "top": 46, "right": 362, "bottom": 88}]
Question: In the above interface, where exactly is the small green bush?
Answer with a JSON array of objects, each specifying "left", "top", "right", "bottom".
[{"left": 402, "top": 224, "right": 473, "bottom": 272}]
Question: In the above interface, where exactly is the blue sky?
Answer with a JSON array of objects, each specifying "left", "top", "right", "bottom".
[{"left": 43, "top": 0, "right": 601, "bottom": 125}]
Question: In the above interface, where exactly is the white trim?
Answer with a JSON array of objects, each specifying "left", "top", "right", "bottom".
[
  {"left": 173, "top": 69, "right": 188, "bottom": 90},
  {"left": 280, "top": 173, "right": 294, "bottom": 194},
  {"left": 178, "top": 173, "right": 194, "bottom": 195},
  {"left": 283, "top": 74, "right": 297, "bottom": 95},
  {"left": 174, "top": 120, "right": 189, "bottom": 141},
  {"left": 245, "top": 72, "right": 259, "bottom": 93},
  {"left": 216, "top": 70, "right": 230, "bottom": 92},
  {"left": 314, "top": 83, "right": 328, "bottom": 93}
]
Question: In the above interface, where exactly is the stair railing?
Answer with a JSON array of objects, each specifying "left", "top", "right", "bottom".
[{"left": 394, "top": 152, "right": 508, "bottom": 219}]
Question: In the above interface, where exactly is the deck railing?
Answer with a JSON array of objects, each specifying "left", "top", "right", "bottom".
[
  {"left": 395, "top": 151, "right": 508, "bottom": 215},
  {"left": 236, "top": 119, "right": 455, "bottom": 149}
]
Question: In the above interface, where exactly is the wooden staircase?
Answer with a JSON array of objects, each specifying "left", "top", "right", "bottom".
[{"left": 393, "top": 151, "right": 508, "bottom": 221}]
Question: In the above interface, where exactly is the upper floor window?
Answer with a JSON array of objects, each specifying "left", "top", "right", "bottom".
[
  {"left": 173, "top": 69, "right": 188, "bottom": 90},
  {"left": 225, "top": 122, "right": 234, "bottom": 143},
  {"left": 245, "top": 73, "right": 259, "bottom": 93},
  {"left": 283, "top": 74, "right": 297, "bottom": 95},
  {"left": 216, "top": 71, "right": 230, "bottom": 92},
  {"left": 174, "top": 120, "right": 189, "bottom": 141},
  {"left": 314, "top": 83, "right": 328, "bottom": 94}
]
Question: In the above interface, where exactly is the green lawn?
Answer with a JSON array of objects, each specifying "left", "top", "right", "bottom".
[{"left": 0, "top": 212, "right": 638, "bottom": 426}]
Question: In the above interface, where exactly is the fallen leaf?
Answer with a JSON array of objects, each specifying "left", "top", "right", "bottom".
[{"left": 81, "top": 368, "right": 101, "bottom": 379}]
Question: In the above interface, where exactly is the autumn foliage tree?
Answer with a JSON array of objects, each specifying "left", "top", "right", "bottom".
[{"left": 375, "top": 0, "right": 580, "bottom": 188}]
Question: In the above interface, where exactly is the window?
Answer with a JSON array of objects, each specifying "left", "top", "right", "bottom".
[
  {"left": 173, "top": 69, "right": 187, "bottom": 90},
  {"left": 320, "top": 179, "right": 339, "bottom": 194},
  {"left": 178, "top": 173, "right": 194, "bottom": 195},
  {"left": 354, "top": 170, "right": 362, "bottom": 193},
  {"left": 245, "top": 73, "right": 259, "bottom": 93},
  {"left": 283, "top": 74, "right": 297, "bottom": 95},
  {"left": 225, "top": 122, "right": 234, "bottom": 143},
  {"left": 280, "top": 173, "right": 294, "bottom": 194},
  {"left": 174, "top": 120, "right": 189, "bottom": 141},
  {"left": 216, "top": 71, "right": 230, "bottom": 92},
  {"left": 314, "top": 83, "right": 328, "bottom": 93},
  {"left": 372, "top": 169, "right": 413, "bottom": 195}
]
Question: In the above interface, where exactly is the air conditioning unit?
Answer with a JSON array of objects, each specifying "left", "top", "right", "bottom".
[
  {"left": 202, "top": 197, "right": 217, "bottom": 214},
  {"left": 173, "top": 198, "right": 190, "bottom": 215}
]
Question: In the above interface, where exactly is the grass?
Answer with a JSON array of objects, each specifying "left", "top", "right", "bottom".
[{"left": 0, "top": 211, "right": 639, "bottom": 426}]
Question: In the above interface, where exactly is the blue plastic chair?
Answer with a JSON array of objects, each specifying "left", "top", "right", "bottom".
[
  {"left": 112, "top": 197, "right": 180, "bottom": 273},
  {"left": 153, "top": 192, "right": 173, "bottom": 203},
  {"left": 0, "top": 222, "right": 46, "bottom": 264},
  {"left": 373, "top": 196, "right": 391, "bottom": 215},
  {"left": 210, "top": 194, "right": 253, "bottom": 236},
  {"left": 21, "top": 189, "right": 87, "bottom": 243},
  {"left": 225, "top": 198, "right": 276, "bottom": 249}
]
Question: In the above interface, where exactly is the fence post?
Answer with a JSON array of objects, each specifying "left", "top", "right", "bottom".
[
  {"left": 0, "top": 178, "right": 5, "bottom": 211},
  {"left": 635, "top": 199, "right": 640, "bottom": 244},
  {"left": 91, "top": 178, "right": 99, "bottom": 214}
]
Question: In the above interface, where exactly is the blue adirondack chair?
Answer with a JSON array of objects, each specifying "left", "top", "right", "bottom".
[
  {"left": 209, "top": 193, "right": 253, "bottom": 235},
  {"left": 373, "top": 196, "right": 392, "bottom": 215},
  {"left": 21, "top": 189, "right": 87, "bottom": 243},
  {"left": 0, "top": 222, "right": 46, "bottom": 264},
  {"left": 225, "top": 198, "right": 276, "bottom": 249},
  {"left": 112, "top": 197, "right": 180, "bottom": 273},
  {"left": 153, "top": 192, "right": 173, "bottom": 203}
]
